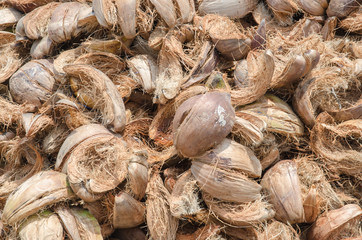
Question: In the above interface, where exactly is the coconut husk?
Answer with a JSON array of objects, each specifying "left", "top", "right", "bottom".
[
  {"left": 251, "top": 19, "right": 266, "bottom": 50},
  {"left": 169, "top": 170, "right": 203, "bottom": 218},
  {"left": 64, "top": 64, "right": 127, "bottom": 133},
  {"left": 113, "top": 192, "right": 145, "bottom": 229},
  {"left": 112, "top": 227, "right": 146, "bottom": 240},
  {"left": 126, "top": 150, "right": 148, "bottom": 200},
  {"left": 191, "top": 161, "right": 261, "bottom": 203},
  {"left": 223, "top": 226, "right": 258, "bottom": 240},
  {"left": 21, "top": 113, "right": 54, "bottom": 138},
  {"left": 266, "top": 0, "right": 300, "bottom": 26},
  {"left": 231, "top": 49, "right": 275, "bottom": 106},
  {"left": 146, "top": 169, "right": 178, "bottom": 240},
  {"left": 173, "top": 92, "right": 235, "bottom": 158},
  {"left": 81, "top": 39, "right": 122, "bottom": 54},
  {"left": 303, "top": 184, "right": 319, "bottom": 223},
  {"left": 66, "top": 134, "right": 131, "bottom": 202},
  {"left": 310, "top": 112, "right": 362, "bottom": 179},
  {"left": 258, "top": 220, "right": 300, "bottom": 240},
  {"left": 199, "top": 0, "right": 258, "bottom": 19},
  {"left": 0, "top": 46, "right": 21, "bottom": 84},
  {"left": 340, "top": 9, "right": 362, "bottom": 34},
  {"left": 0, "top": 31, "right": 15, "bottom": 46},
  {"left": 321, "top": 17, "right": 337, "bottom": 41},
  {"left": 127, "top": 55, "right": 158, "bottom": 93},
  {"left": 203, "top": 192, "right": 275, "bottom": 227},
  {"left": 232, "top": 113, "right": 266, "bottom": 146},
  {"left": 0, "top": 7, "right": 23, "bottom": 29},
  {"left": 30, "top": 35, "right": 55, "bottom": 59},
  {"left": 9, "top": 59, "right": 55, "bottom": 110},
  {"left": 252, "top": 2, "right": 273, "bottom": 25},
  {"left": 299, "top": 0, "right": 328, "bottom": 16},
  {"left": 182, "top": 41, "right": 219, "bottom": 89},
  {"left": 261, "top": 160, "right": 305, "bottom": 224},
  {"left": 18, "top": 210, "right": 63, "bottom": 240},
  {"left": 48, "top": 2, "right": 95, "bottom": 44},
  {"left": 153, "top": 35, "right": 184, "bottom": 104},
  {"left": 196, "top": 14, "right": 251, "bottom": 61},
  {"left": 42, "top": 124, "right": 69, "bottom": 155},
  {"left": 307, "top": 204, "right": 362, "bottom": 240},
  {"left": 150, "top": 0, "right": 176, "bottom": 28},
  {"left": 326, "top": 0, "right": 360, "bottom": 18},
  {"left": 177, "top": 223, "right": 223, "bottom": 240},
  {"left": 2, "top": 170, "right": 75, "bottom": 226},
  {"left": 0, "top": 96, "right": 21, "bottom": 127},
  {"left": 238, "top": 94, "right": 304, "bottom": 136},
  {"left": 55, "top": 206, "right": 103, "bottom": 240},
  {"left": 195, "top": 138, "right": 262, "bottom": 178},
  {"left": 149, "top": 85, "right": 207, "bottom": 148},
  {"left": 6, "top": 0, "right": 54, "bottom": 13},
  {"left": 295, "top": 157, "right": 343, "bottom": 212}
]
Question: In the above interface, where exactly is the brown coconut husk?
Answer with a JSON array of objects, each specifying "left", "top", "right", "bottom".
[
  {"left": 310, "top": 112, "right": 362, "bottom": 180},
  {"left": 0, "top": 7, "right": 23, "bottom": 29},
  {"left": 203, "top": 192, "right": 275, "bottom": 227},
  {"left": 42, "top": 124, "right": 70, "bottom": 155},
  {"left": 266, "top": 0, "right": 300, "bottom": 26},
  {"left": 176, "top": 223, "right": 223, "bottom": 240},
  {"left": 146, "top": 168, "right": 178, "bottom": 240},
  {"left": 231, "top": 113, "right": 266, "bottom": 147},
  {"left": 257, "top": 220, "right": 300, "bottom": 240},
  {"left": 340, "top": 9, "right": 362, "bottom": 35},
  {"left": 0, "top": 96, "right": 21, "bottom": 127},
  {"left": 0, "top": 47, "right": 22, "bottom": 84},
  {"left": 0, "top": 31, "right": 15, "bottom": 46}
]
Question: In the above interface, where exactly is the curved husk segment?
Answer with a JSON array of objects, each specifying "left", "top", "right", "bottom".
[
  {"left": 169, "top": 170, "right": 203, "bottom": 218},
  {"left": 266, "top": 0, "right": 300, "bottom": 26},
  {"left": 0, "top": 8, "right": 23, "bottom": 29},
  {"left": 48, "top": 2, "right": 95, "bottom": 44},
  {"left": 55, "top": 206, "right": 103, "bottom": 240},
  {"left": 22, "top": 2, "right": 60, "bottom": 40},
  {"left": 191, "top": 161, "right": 261, "bottom": 203},
  {"left": 21, "top": 113, "right": 54, "bottom": 138},
  {"left": 307, "top": 204, "right": 362, "bottom": 240},
  {"left": 64, "top": 64, "right": 127, "bottom": 133},
  {"left": 2, "top": 171, "right": 75, "bottom": 226},
  {"left": 310, "top": 112, "right": 362, "bottom": 179},
  {"left": 232, "top": 112, "right": 266, "bottom": 146},
  {"left": 258, "top": 220, "right": 300, "bottom": 240},
  {"left": 30, "top": 35, "right": 56, "bottom": 59},
  {"left": 0, "top": 46, "right": 22, "bottom": 84},
  {"left": 173, "top": 92, "right": 235, "bottom": 158},
  {"left": 326, "top": 0, "right": 359, "bottom": 18},
  {"left": 18, "top": 210, "right": 63, "bottom": 240},
  {"left": 0, "top": 96, "right": 22, "bottom": 127},
  {"left": 66, "top": 134, "right": 131, "bottom": 201},
  {"left": 238, "top": 94, "right": 304, "bottom": 136},
  {"left": 195, "top": 138, "right": 262, "bottom": 178},
  {"left": 231, "top": 49, "right": 275, "bottom": 106},
  {"left": 196, "top": 14, "right": 251, "bottom": 60},
  {"left": 299, "top": 0, "right": 328, "bottom": 16},
  {"left": 126, "top": 151, "right": 148, "bottom": 200},
  {"left": 128, "top": 55, "right": 158, "bottom": 93},
  {"left": 0, "top": 31, "right": 15, "bottom": 46},
  {"left": 42, "top": 124, "right": 69, "bottom": 155},
  {"left": 303, "top": 184, "right": 319, "bottom": 223},
  {"left": 295, "top": 157, "right": 343, "bottom": 212},
  {"left": 146, "top": 169, "right": 178, "bottom": 240},
  {"left": 340, "top": 9, "right": 362, "bottom": 34},
  {"left": 203, "top": 192, "right": 274, "bottom": 226},
  {"left": 261, "top": 160, "right": 305, "bottom": 224},
  {"left": 150, "top": 0, "right": 176, "bottom": 28},
  {"left": 113, "top": 192, "right": 145, "bottom": 228},
  {"left": 9, "top": 59, "right": 55, "bottom": 110},
  {"left": 199, "top": 0, "right": 258, "bottom": 19}
]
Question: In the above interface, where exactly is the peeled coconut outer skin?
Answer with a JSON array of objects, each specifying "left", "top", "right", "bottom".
[{"left": 173, "top": 92, "right": 235, "bottom": 158}]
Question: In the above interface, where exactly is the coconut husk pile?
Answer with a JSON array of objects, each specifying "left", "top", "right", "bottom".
[{"left": 0, "top": 0, "right": 361, "bottom": 239}]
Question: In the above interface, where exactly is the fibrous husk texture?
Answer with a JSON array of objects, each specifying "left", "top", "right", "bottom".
[{"left": 146, "top": 170, "right": 178, "bottom": 240}]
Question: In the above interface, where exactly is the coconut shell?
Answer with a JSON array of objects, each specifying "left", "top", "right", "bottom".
[
  {"left": 191, "top": 161, "right": 261, "bottom": 203},
  {"left": 9, "top": 59, "right": 55, "bottom": 110},
  {"left": 231, "top": 49, "right": 275, "bottom": 106},
  {"left": 173, "top": 92, "right": 235, "bottom": 158},
  {"left": 310, "top": 112, "right": 362, "bottom": 179},
  {"left": 203, "top": 192, "right": 275, "bottom": 226},
  {"left": 321, "top": 16, "right": 338, "bottom": 41},
  {"left": 2, "top": 171, "right": 75, "bottom": 226},
  {"left": 238, "top": 94, "right": 304, "bottom": 136},
  {"left": 126, "top": 151, "right": 148, "bottom": 200},
  {"left": 326, "top": 0, "right": 360, "bottom": 18},
  {"left": 261, "top": 160, "right": 305, "bottom": 224},
  {"left": 251, "top": 19, "right": 266, "bottom": 50},
  {"left": 307, "top": 204, "right": 362, "bottom": 240},
  {"left": 199, "top": 0, "right": 258, "bottom": 19},
  {"left": 195, "top": 138, "right": 262, "bottom": 178},
  {"left": 64, "top": 64, "right": 127, "bottom": 132},
  {"left": 55, "top": 206, "right": 103, "bottom": 240},
  {"left": 0, "top": 8, "right": 23, "bottom": 30},
  {"left": 113, "top": 192, "right": 145, "bottom": 228},
  {"left": 18, "top": 211, "right": 63, "bottom": 240},
  {"left": 169, "top": 170, "right": 202, "bottom": 218}
]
